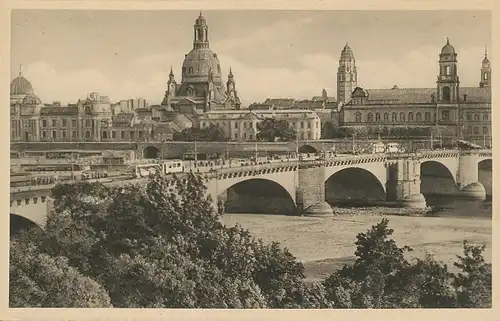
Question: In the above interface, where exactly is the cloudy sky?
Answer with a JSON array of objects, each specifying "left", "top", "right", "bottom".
[{"left": 11, "top": 10, "right": 491, "bottom": 106}]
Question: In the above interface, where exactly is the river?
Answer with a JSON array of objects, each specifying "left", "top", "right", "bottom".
[{"left": 222, "top": 195, "right": 492, "bottom": 282}]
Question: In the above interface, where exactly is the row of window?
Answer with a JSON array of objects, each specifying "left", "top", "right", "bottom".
[
  {"left": 202, "top": 120, "right": 320, "bottom": 130},
  {"left": 355, "top": 111, "right": 435, "bottom": 123},
  {"left": 354, "top": 110, "right": 490, "bottom": 123},
  {"left": 466, "top": 126, "right": 489, "bottom": 135},
  {"left": 36, "top": 129, "right": 151, "bottom": 140}
]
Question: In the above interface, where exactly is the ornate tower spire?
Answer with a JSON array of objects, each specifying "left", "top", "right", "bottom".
[
  {"left": 19, "top": 64, "right": 23, "bottom": 77},
  {"left": 226, "top": 66, "right": 238, "bottom": 98},
  {"left": 480, "top": 45, "right": 491, "bottom": 88},
  {"left": 337, "top": 43, "right": 357, "bottom": 106},
  {"left": 193, "top": 11, "right": 209, "bottom": 49},
  {"left": 437, "top": 37, "right": 459, "bottom": 103}
]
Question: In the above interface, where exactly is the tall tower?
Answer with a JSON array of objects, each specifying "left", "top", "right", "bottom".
[
  {"left": 161, "top": 66, "right": 177, "bottom": 106},
  {"left": 437, "top": 38, "right": 459, "bottom": 103},
  {"left": 479, "top": 46, "right": 491, "bottom": 88},
  {"left": 193, "top": 11, "right": 209, "bottom": 49},
  {"left": 337, "top": 43, "right": 357, "bottom": 106},
  {"left": 226, "top": 67, "right": 237, "bottom": 97}
]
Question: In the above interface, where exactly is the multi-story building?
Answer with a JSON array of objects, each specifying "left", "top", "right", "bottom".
[
  {"left": 339, "top": 39, "right": 491, "bottom": 143},
  {"left": 199, "top": 109, "right": 322, "bottom": 141}
]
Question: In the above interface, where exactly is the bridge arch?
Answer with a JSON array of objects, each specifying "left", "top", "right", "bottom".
[
  {"left": 10, "top": 213, "right": 42, "bottom": 236},
  {"left": 420, "top": 160, "right": 459, "bottom": 196},
  {"left": 478, "top": 159, "right": 492, "bottom": 197},
  {"left": 218, "top": 178, "right": 296, "bottom": 215},
  {"left": 298, "top": 144, "right": 318, "bottom": 153},
  {"left": 143, "top": 145, "right": 160, "bottom": 159},
  {"left": 325, "top": 167, "right": 386, "bottom": 206}
]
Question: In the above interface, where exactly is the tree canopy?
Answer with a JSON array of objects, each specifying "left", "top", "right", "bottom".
[
  {"left": 173, "top": 124, "right": 227, "bottom": 142},
  {"left": 257, "top": 118, "right": 297, "bottom": 142},
  {"left": 10, "top": 176, "right": 491, "bottom": 308}
]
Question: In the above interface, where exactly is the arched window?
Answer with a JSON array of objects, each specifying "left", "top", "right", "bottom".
[
  {"left": 474, "top": 114, "right": 480, "bottom": 122},
  {"left": 466, "top": 112, "right": 472, "bottom": 121},
  {"left": 188, "top": 67, "right": 193, "bottom": 74},
  {"left": 408, "top": 112, "right": 414, "bottom": 122},
  {"left": 425, "top": 112, "right": 431, "bottom": 121},
  {"left": 442, "top": 86, "right": 451, "bottom": 102},
  {"left": 375, "top": 112, "right": 381, "bottom": 122},
  {"left": 442, "top": 110, "right": 450, "bottom": 121},
  {"left": 384, "top": 113, "right": 389, "bottom": 122},
  {"left": 445, "top": 66, "right": 450, "bottom": 75},
  {"left": 391, "top": 112, "right": 397, "bottom": 122},
  {"left": 483, "top": 113, "right": 489, "bottom": 121},
  {"left": 484, "top": 73, "right": 488, "bottom": 80},
  {"left": 102, "top": 131, "right": 108, "bottom": 139},
  {"left": 367, "top": 112, "right": 373, "bottom": 122},
  {"left": 399, "top": 112, "right": 405, "bottom": 122},
  {"left": 355, "top": 112, "right": 362, "bottom": 122},
  {"left": 85, "top": 130, "right": 90, "bottom": 139},
  {"left": 416, "top": 112, "right": 422, "bottom": 121}
]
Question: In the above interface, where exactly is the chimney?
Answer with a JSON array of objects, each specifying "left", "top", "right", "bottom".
[
  {"left": 431, "top": 93, "right": 436, "bottom": 103},
  {"left": 463, "top": 94, "right": 467, "bottom": 102}
]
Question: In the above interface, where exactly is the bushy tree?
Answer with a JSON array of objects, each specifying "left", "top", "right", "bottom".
[
  {"left": 257, "top": 118, "right": 297, "bottom": 142},
  {"left": 10, "top": 173, "right": 327, "bottom": 308},
  {"left": 323, "top": 218, "right": 491, "bottom": 308},
  {"left": 173, "top": 124, "right": 227, "bottom": 141},
  {"left": 9, "top": 231, "right": 112, "bottom": 308}
]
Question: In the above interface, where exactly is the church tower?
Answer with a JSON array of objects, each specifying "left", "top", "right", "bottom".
[
  {"left": 437, "top": 38, "right": 459, "bottom": 103},
  {"left": 161, "top": 66, "right": 177, "bottom": 106},
  {"left": 479, "top": 46, "right": 491, "bottom": 88},
  {"left": 337, "top": 43, "right": 357, "bottom": 107},
  {"left": 226, "top": 67, "right": 237, "bottom": 98}
]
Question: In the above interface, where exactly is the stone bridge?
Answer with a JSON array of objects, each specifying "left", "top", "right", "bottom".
[{"left": 10, "top": 149, "right": 492, "bottom": 229}]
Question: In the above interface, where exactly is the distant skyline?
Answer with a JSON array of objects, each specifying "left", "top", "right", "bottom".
[{"left": 11, "top": 10, "right": 491, "bottom": 106}]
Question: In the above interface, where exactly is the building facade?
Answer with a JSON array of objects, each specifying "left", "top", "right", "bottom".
[
  {"left": 199, "top": 109, "right": 322, "bottom": 141},
  {"left": 340, "top": 39, "right": 491, "bottom": 143}
]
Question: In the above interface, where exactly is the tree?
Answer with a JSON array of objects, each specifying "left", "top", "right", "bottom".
[
  {"left": 10, "top": 173, "right": 327, "bottom": 308},
  {"left": 453, "top": 241, "right": 492, "bottom": 308},
  {"left": 257, "top": 118, "right": 297, "bottom": 142},
  {"left": 323, "top": 218, "right": 491, "bottom": 308},
  {"left": 173, "top": 125, "right": 227, "bottom": 142},
  {"left": 10, "top": 231, "right": 112, "bottom": 308}
]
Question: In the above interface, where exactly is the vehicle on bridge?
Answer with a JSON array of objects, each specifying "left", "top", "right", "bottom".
[
  {"left": 385, "top": 143, "right": 405, "bottom": 154},
  {"left": 370, "top": 142, "right": 386, "bottom": 154},
  {"left": 129, "top": 160, "right": 185, "bottom": 178}
]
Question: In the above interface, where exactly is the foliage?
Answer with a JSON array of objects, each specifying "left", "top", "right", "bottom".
[
  {"left": 9, "top": 231, "right": 112, "bottom": 308},
  {"left": 10, "top": 174, "right": 328, "bottom": 308},
  {"left": 323, "top": 218, "right": 491, "bottom": 308},
  {"left": 10, "top": 178, "right": 491, "bottom": 308},
  {"left": 173, "top": 124, "right": 227, "bottom": 141},
  {"left": 257, "top": 118, "right": 297, "bottom": 142}
]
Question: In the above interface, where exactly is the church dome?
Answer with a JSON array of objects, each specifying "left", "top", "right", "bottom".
[
  {"left": 10, "top": 74, "right": 34, "bottom": 95},
  {"left": 441, "top": 38, "right": 456, "bottom": 55},
  {"left": 340, "top": 43, "right": 355, "bottom": 61},
  {"left": 182, "top": 47, "right": 222, "bottom": 83}
]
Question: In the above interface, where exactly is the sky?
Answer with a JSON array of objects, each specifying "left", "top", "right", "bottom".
[{"left": 10, "top": 10, "right": 491, "bottom": 106}]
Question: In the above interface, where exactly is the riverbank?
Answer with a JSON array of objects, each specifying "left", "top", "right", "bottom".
[{"left": 222, "top": 210, "right": 492, "bottom": 282}]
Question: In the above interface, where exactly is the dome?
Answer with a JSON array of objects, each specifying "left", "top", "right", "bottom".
[
  {"left": 182, "top": 47, "right": 222, "bottom": 83},
  {"left": 10, "top": 75, "right": 34, "bottom": 95},
  {"left": 440, "top": 38, "right": 456, "bottom": 55},
  {"left": 340, "top": 43, "right": 355, "bottom": 61}
]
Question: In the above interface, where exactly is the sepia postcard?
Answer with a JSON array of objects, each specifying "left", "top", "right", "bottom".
[{"left": 1, "top": 1, "right": 498, "bottom": 321}]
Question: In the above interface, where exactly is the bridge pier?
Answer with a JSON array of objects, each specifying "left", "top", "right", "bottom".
[
  {"left": 457, "top": 152, "right": 486, "bottom": 200},
  {"left": 386, "top": 157, "right": 427, "bottom": 209},
  {"left": 296, "top": 161, "right": 333, "bottom": 216}
]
